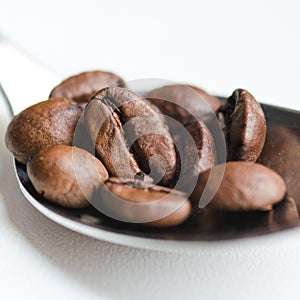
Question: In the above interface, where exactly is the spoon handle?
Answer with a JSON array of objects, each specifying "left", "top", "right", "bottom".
[{"left": 0, "top": 33, "right": 60, "bottom": 115}]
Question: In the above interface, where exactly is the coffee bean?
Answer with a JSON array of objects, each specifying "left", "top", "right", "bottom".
[
  {"left": 147, "top": 84, "right": 221, "bottom": 126},
  {"left": 191, "top": 162, "right": 286, "bottom": 211},
  {"left": 146, "top": 85, "right": 217, "bottom": 191},
  {"left": 50, "top": 70, "right": 125, "bottom": 104},
  {"left": 270, "top": 197, "right": 299, "bottom": 228},
  {"left": 5, "top": 98, "right": 84, "bottom": 164},
  {"left": 93, "top": 177, "right": 191, "bottom": 227},
  {"left": 85, "top": 87, "right": 177, "bottom": 186},
  {"left": 217, "top": 89, "right": 266, "bottom": 162},
  {"left": 258, "top": 125, "right": 300, "bottom": 211},
  {"left": 27, "top": 145, "right": 108, "bottom": 208},
  {"left": 183, "top": 119, "right": 215, "bottom": 175},
  {"left": 173, "top": 119, "right": 215, "bottom": 192}
]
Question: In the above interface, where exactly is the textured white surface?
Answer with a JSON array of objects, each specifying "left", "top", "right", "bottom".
[{"left": 1, "top": 1, "right": 300, "bottom": 299}]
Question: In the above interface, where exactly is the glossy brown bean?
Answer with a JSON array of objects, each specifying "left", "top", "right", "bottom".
[
  {"left": 173, "top": 119, "right": 215, "bottom": 192},
  {"left": 258, "top": 125, "right": 300, "bottom": 211},
  {"left": 5, "top": 98, "right": 83, "bottom": 164},
  {"left": 85, "top": 87, "right": 177, "bottom": 186},
  {"left": 191, "top": 162, "right": 286, "bottom": 211},
  {"left": 147, "top": 84, "right": 221, "bottom": 126},
  {"left": 217, "top": 89, "right": 266, "bottom": 162},
  {"left": 50, "top": 70, "right": 125, "bottom": 103},
  {"left": 94, "top": 177, "right": 191, "bottom": 227},
  {"left": 27, "top": 145, "right": 108, "bottom": 208}
]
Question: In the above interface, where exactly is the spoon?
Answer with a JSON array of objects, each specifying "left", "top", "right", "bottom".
[{"left": 1, "top": 33, "right": 300, "bottom": 250}]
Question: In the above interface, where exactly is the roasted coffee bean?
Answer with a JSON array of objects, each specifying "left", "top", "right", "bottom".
[
  {"left": 85, "top": 94, "right": 141, "bottom": 180},
  {"left": 27, "top": 145, "right": 108, "bottom": 208},
  {"left": 5, "top": 98, "right": 83, "bottom": 164},
  {"left": 146, "top": 85, "right": 217, "bottom": 190},
  {"left": 217, "top": 89, "right": 266, "bottom": 162},
  {"left": 93, "top": 177, "right": 191, "bottom": 227},
  {"left": 258, "top": 125, "right": 300, "bottom": 211},
  {"left": 173, "top": 119, "right": 215, "bottom": 192},
  {"left": 191, "top": 162, "right": 286, "bottom": 211},
  {"left": 85, "top": 87, "right": 177, "bottom": 186},
  {"left": 147, "top": 84, "right": 221, "bottom": 126},
  {"left": 271, "top": 197, "right": 299, "bottom": 228},
  {"left": 182, "top": 120, "right": 215, "bottom": 174},
  {"left": 191, "top": 86, "right": 221, "bottom": 111},
  {"left": 49, "top": 70, "right": 125, "bottom": 103}
]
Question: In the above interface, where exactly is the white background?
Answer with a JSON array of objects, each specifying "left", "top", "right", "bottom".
[{"left": 1, "top": 0, "right": 300, "bottom": 299}]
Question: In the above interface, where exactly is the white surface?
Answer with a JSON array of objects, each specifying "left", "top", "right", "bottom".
[
  {"left": 1, "top": 0, "right": 300, "bottom": 299},
  {"left": 0, "top": 38, "right": 59, "bottom": 114},
  {"left": 1, "top": 0, "right": 300, "bottom": 110}
]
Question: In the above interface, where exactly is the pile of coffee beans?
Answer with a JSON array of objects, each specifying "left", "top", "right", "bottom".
[{"left": 5, "top": 70, "right": 295, "bottom": 228}]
